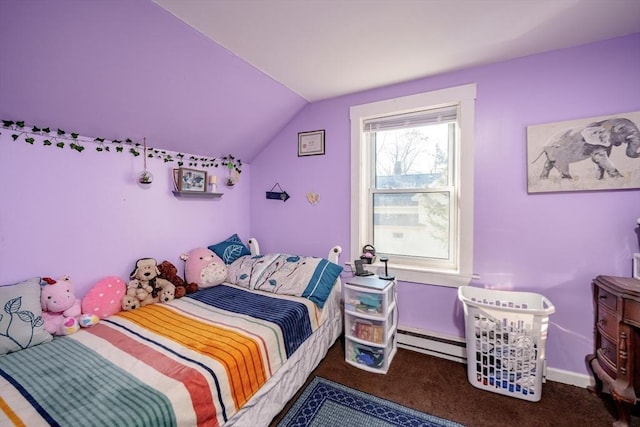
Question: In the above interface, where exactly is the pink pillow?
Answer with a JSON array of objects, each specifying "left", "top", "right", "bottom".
[{"left": 82, "top": 276, "right": 126, "bottom": 319}]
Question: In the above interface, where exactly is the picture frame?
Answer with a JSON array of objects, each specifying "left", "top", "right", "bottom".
[
  {"left": 526, "top": 111, "right": 640, "bottom": 193},
  {"left": 177, "top": 167, "right": 207, "bottom": 192},
  {"left": 172, "top": 168, "right": 179, "bottom": 190},
  {"left": 298, "top": 129, "right": 325, "bottom": 157}
]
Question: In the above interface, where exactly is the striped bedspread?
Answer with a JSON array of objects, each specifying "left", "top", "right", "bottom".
[{"left": 0, "top": 284, "right": 324, "bottom": 427}]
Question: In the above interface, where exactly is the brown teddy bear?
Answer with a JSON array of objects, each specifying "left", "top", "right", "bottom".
[{"left": 157, "top": 260, "right": 198, "bottom": 298}]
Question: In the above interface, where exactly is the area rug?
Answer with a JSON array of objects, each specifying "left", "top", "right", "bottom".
[{"left": 277, "top": 377, "right": 464, "bottom": 427}]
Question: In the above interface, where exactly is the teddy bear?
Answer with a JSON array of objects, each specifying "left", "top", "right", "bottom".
[
  {"left": 121, "top": 294, "right": 140, "bottom": 311},
  {"left": 158, "top": 282, "right": 176, "bottom": 303},
  {"left": 157, "top": 260, "right": 198, "bottom": 298},
  {"left": 126, "top": 278, "right": 156, "bottom": 306},
  {"left": 122, "top": 258, "right": 176, "bottom": 310},
  {"left": 181, "top": 248, "right": 227, "bottom": 289},
  {"left": 40, "top": 276, "right": 99, "bottom": 335}
]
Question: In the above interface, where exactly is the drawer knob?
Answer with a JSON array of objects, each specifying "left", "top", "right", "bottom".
[{"left": 599, "top": 295, "right": 607, "bottom": 300}]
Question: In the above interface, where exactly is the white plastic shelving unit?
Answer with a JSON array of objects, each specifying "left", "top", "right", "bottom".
[{"left": 344, "top": 276, "right": 397, "bottom": 374}]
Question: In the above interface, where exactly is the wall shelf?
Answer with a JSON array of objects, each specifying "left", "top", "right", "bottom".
[{"left": 172, "top": 190, "right": 223, "bottom": 198}]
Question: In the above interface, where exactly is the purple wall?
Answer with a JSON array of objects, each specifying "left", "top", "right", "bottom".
[
  {"left": 0, "top": 0, "right": 264, "bottom": 300},
  {"left": 0, "top": 131, "right": 251, "bottom": 296},
  {"left": 251, "top": 34, "right": 640, "bottom": 375}
]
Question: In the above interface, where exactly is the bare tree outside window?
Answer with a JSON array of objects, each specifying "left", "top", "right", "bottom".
[{"left": 372, "top": 123, "right": 452, "bottom": 259}]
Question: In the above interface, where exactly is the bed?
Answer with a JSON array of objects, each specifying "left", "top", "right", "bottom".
[{"left": 0, "top": 239, "right": 344, "bottom": 427}]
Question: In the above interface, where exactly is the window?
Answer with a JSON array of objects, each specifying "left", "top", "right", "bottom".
[{"left": 350, "top": 84, "right": 476, "bottom": 287}]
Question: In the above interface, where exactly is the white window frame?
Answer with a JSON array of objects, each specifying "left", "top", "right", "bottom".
[{"left": 350, "top": 84, "right": 476, "bottom": 287}]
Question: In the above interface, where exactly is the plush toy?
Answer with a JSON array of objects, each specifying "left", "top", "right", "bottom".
[
  {"left": 82, "top": 276, "right": 126, "bottom": 319},
  {"left": 121, "top": 294, "right": 140, "bottom": 311},
  {"left": 157, "top": 260, "right": 198, "bottom": 298},
  {"left": 181, "top": 248, "right": 227, "bottom": 289},
  {"left": 40, "top": 276, "right": 99, "bottom": 335},
  {"left": 122, "top": 258, "right": 176, "bottom": 310},
  {"left": 158, "top": 282, "right": 176, "bottom": 303},
  {"left": 129, "top": 278, "right": 156, "bottom": 306}
]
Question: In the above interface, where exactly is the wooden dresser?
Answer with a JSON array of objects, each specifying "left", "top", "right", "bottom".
[{"left": 586, "top": 275, "right": 640, "bottom": 427}]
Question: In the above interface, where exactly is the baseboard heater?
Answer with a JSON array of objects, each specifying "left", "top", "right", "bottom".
[
  {"left": 396, "top": 326, "right": 467, "bottom": 364},
  {"left": 396, "top": 327, "right": 595, "bottom": 388}
]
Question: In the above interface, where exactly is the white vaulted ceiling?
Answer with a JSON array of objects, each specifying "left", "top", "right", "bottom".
[{"left": 154, "top": 0, "right": 640, "bottom": 102}]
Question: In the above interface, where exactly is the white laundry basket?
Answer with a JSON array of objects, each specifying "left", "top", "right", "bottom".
[{"left": 457, "top": 286, "right": 555, "bottom": 402}]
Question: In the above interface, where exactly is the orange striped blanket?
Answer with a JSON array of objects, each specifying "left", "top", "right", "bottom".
[{"left": 0, "top": 284, "right": 324, "bottom": 427}]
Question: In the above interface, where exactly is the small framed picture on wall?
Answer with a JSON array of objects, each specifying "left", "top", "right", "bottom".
[{"left": 298, "top": 129, "right": 325, "bottom": 157}]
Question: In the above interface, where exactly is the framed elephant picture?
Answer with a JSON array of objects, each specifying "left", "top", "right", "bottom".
[{"left": 526, "top": 111, "right": 640, "bottom": 193}]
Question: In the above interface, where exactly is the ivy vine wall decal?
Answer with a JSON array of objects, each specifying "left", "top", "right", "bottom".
[{"left": 0, "top": 119, "right": 242, "bottom": 173}]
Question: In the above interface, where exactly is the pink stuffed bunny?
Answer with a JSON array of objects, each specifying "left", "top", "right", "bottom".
[{"left": 41, "top": 276, "right": 98, "bottom": 335}]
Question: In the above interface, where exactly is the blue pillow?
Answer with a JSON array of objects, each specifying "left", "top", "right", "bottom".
[
  {"left": 301, "top": 259, "right": 343, "bottom": 308},
  {"left": 208, "top": 234, "right": 251, "bottom": 264}
]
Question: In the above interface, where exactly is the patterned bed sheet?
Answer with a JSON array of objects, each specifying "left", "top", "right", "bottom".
[{"left": 0, "top": 284, "right": 326, "bottom": 427}]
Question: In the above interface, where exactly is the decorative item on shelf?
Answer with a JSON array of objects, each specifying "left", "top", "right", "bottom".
[
  {"left": 636, "top": 217, "right": 640, "bottom": 251},
  {"left": 266, "top": 183, "right": 290, "bottom": 202},
  {"left": 360, "top": 245, "right": 376, "bottom": 264},
  {"left": 177, "top": 167, "right": 207, "bottom": 192},
  {"left": 221, "top": 155, "right": 242, "bottom": 187},
  {"left": 208, "top": 175, "right": 217, "bottom": 193},
  {"left": 378, "top": 257, "right": 395, "bottom": 281},
  {"left": 137, "top": 137, "right": 154, "bottom": 187},
  {"left": 171, "top": 168, "right": 179, "bottom": 190},
  {"left": 306, "top": 192, "right": 320, "bottom": 205}
]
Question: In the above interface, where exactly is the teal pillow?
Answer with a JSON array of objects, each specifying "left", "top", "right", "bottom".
[
  {"left": 208, "top": 234, "right": 251, "bottom": 265},
  {"left": 300, "top": 258, "right": 343, "bottom": 308},
  {"left": 0, "top": 277, "right": 52, "bottom": 355}
]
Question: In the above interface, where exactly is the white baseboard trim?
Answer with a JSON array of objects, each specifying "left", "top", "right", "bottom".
[
  {"left": 396, "top": 326, "right": 593, "bottom": 389},
  {"left": 546, "top": 367, "right": 594, "bottom": 388}
]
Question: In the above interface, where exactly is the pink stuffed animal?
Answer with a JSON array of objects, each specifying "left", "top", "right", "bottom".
[
  {"left": 41, "top": 276, "right": 98, "bottom": 335},
  {"left": 181, "top": 248, "right": 227, "bottom": 289}
]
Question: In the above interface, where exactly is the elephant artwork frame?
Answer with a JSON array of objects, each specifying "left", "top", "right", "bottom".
[{"left": 526, "top": 111, "right": 640, "bottom": 193}]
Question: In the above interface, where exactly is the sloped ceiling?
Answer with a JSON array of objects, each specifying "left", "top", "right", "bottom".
[
  {"left": 0, "top": 0, "right": 306, "bottom": 163},
  {"left": 1, "top": 0, "right": 639, "bottom": 163},
  {"left": 153, "top": 0, "right": 640, "bottom": 102}
]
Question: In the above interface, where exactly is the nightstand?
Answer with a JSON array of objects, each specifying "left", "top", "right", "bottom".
[
  {"left": 586, "top": 275, "right": 640, "bottom": 427},
  {"left": 343, "top": 276, "right": 398, "bottom": 374}
]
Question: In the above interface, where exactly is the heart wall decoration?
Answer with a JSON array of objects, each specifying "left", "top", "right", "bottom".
[{"left": 306, "top": 192, "right": 320, "bottom": 205}]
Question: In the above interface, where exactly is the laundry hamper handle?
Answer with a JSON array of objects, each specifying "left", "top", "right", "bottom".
[{"left": 457, "top": 286, "right": 556, "bottom": 316}]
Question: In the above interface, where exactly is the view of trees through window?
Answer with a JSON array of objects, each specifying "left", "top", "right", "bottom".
[{"left": 371, "top": 122, "right": 454, "bottom": 260}]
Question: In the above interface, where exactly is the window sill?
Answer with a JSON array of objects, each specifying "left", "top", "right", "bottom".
[{"left": 346, "top": 261, "right": 477, "bottom": 287}]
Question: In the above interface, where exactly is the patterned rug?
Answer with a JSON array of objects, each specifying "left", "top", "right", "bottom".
[{"left": 277, "top": 377, "right": 464, "bottom": 427}]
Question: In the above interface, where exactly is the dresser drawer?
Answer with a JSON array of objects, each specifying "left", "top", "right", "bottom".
[
  {"left": 623, "top": 298, "right": 640, "bottom": 328},
  {"left": 597, "top": 334, "right": 618, "bottom": 378},
  {"left": 597, "top": 286, "right": 617, "bottom": 311},
  {"left": 597, "top": 306, "right": 618, "bottom": 341}
]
